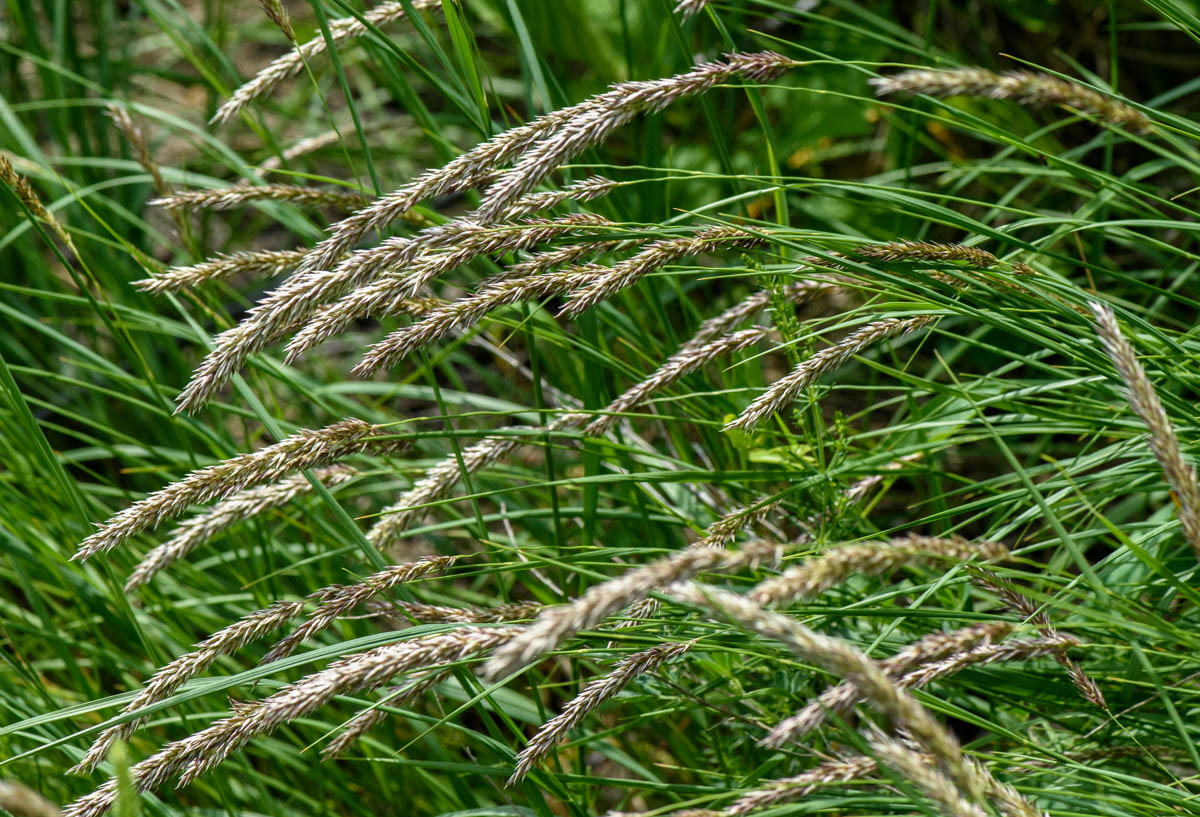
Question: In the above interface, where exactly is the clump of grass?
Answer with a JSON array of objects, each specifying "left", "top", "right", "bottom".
[{"left": 5, "top": 4, "right": 1200, "bottom": 817}]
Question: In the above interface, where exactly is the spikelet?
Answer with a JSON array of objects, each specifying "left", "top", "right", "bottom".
[
  {"left": 125, "top": 465, "right": 358, "bottom": 591},
  {"left": 698, "top": 501, "right": 782, "bottom": 549},
  {"left": 72, "top": 554, "right": 454, "bottom": 774},
  {"left": 74, "top": 419, "right": 406, "bottom": 561},
  {"left": 1091, "top": 303, "right": 1200, "bottom": 562},
  {"left": 261, "top": 555, "right": 459, "bottom": 664},
  {"left": 475, "top": 52, "right": 798, "bottom": 222},
  {"left": 480, "top": 540, "right": 780, "bottom": 681},
  {"left": 558, "top": 226, "right": 764, "bottom": 318},
  {"left": 871, "top": 68, "right": 1152, "bottom": 132},
  {"left": 762, "top": 621, "right": 1014, "bottom": 747},
  {"left": 1, "top": 153, "right": 74, "bottom": 250},
  {"left": 63, "top": 626, "right": 521, "bottom": 817},
  {"left": 256, "top": 0, "right": 295, "bottom": 42},
  {"left": 749, "top": 534, "right": 1008, "bottom": 607},
  {"left": 152, "top": 184, "right": 367, "bottom": 212},
  {"left": 508, "top": 642, "right": 692, "bottom": 783},
  {"left": 725, "top": 315, "right": 937, "bottom": 432},
  {"left": 212, "top": 0, "right": 440, "bottom": 124},
  {"left": 135, "top": 249, "right": 307, "bottom": 294}
]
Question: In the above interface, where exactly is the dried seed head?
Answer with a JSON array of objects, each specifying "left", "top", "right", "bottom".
[
  {"left": 1, "top": 153, "right": 73, "bottom": 249},
  {"left": 213, "top": 1, "right": 440, "bottom": 124},
  {"left": 125, "top": 465, "right": 358, "bottom": 591},
  {"left": 559, "top": 226, "right": 764, "bottom": 318},
  {"left": 135, "top": 250, "right": 307, "bottom": 294},
  {"left": 726, "top": 315, "right": 937, "bottom": 432},
  {"left": 63, "top": 627, "right": 521, "bottom": 817},
  {"left": 481, "top": 539, "right": 781, "bottom": 681},
  {"left": 508, "top": 642, "right": 692, "bottom": 783},
  {"left": 152, "top": 184, "right": 367, "bottom": 212},
  {"left": 256, "top": 0, "right": 295, "bottom": 42},
  {"left": 74, "top": 419, "right": 406, "bottom": 561},
  {"left": 872, "top": 68, "right": 1153, "bottom": 133},
  {"left": 749, "top": 535, "right": 1008, "bottom": 608},
  {"left": 762, "top": 621, "right": 1014, "bottom": 747},
  {"left": 1091, "top": 302, "right": 1200, "bottom": 563}
]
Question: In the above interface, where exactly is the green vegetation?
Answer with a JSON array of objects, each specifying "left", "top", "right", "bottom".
[{"left": 2, "top": 2, "right": 1200, "bottom": 817}]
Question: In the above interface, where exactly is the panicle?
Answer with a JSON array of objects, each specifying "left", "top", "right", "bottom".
[
  {"left": 871, "top": 68, "right": 1152, "bottom": 132},
  {"left": 725, "top": 315, "right": 937, "bottom": 432},
  {"left": 212, "top": 0, "right": 441, "bottom": 124},
  {"left": 1, "top": 153, "right": 74, "bottom": 249},
  {"left": 74, "top": 554, "right": 453, "bottom": 775},
  {"left": 135, "top": 250, "right": 307, "bottom": 294},
  {"left": 559, "top": 226, "right": 764, "bottom": 318},
  {"left": 261, "top": 555, "right": 459, "bottom": 663},
  {"left": 64, "top": 627, "right": 522, "bottom": 817},
  {"left": 1091, "top": 302, "right": 1200, "bottom": 562},
  {"left": 481, "top": 539, "right": 781, "bottom": 681},
  {"left": 508, "top": 642, "right": 692, "bottom": 783},
  {"left": 125, "top": 465, "right": 358, "bottom": 591},
  {"left": 749, "top": 534, "right": 1008, "bottom": 607},
  {"left": 762, "top": 621, "right": 1014, "bottom": 747},
  {"left": 152, "top": 184, "right": 367, "bottom": 212},
  {"left": 475, "top": 52, "right": 797, "bottom": 222},
  {"left": 74, "top": 419, "right": 406, "bottom": 561}
]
